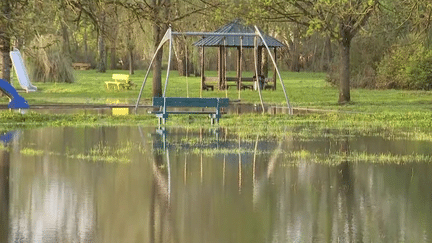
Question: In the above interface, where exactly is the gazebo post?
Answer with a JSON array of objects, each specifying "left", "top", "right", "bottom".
[
  {"left": 257, "top": 46, "right": 263, "bottom": 78},
  {"left": 218, "top": 46, "right": 223, "bottom": 90},
  {"left": 237, "top": 46, "right": 241, "bottom": 90},
  {"left": 224, "top": 40, "right": 227, "bottom": 92},
  {"left": 239, "top": 37, "right": 243, "bottom": 92},
  {"left": 201, "top": 46, "right": 205, "bottom": 95},
  {"left": 273, "top": 48, "right": 277, "bottom": 90}
]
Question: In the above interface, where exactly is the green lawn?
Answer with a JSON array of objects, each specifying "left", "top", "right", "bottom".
[{"left": 3, "top": 69, "right": 432, "bottom": 114}]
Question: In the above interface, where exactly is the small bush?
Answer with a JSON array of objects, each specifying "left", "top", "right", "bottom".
[
  {"left": 376, "top": 44, "right": 432, "bottom": 90},
  {"left": 27, "top": 34, "right": 75, "bottom": 83}
]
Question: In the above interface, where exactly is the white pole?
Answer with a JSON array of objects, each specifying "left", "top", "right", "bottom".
[
  {"left": 254, "top": 26, "right": 292, "bottom": 115},
  {"left": 162, "top": 28, "right": 173, "bottom": 97},
  {"left": 135, "top": 28, "right": 172, "bottom": 111},
  {"left": 254, "top": 36, "right": 265, "bottom": 113}
]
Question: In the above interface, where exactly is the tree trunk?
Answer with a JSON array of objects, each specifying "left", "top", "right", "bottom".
[
  {"left": 152, "top": 21, "right": 163, "bottom": 97},
  {"left": 151, "top": 0, "right": 170, "bottom": 97},
  {"left": 339, "top": 35, "right": 351, "bottom": 103},
  {"left": 288, "top": 26, "right": 301, "bottom": 72},
  {"left": 326, "top": 36, "right": 332, "bottom": 65},
  {"left": 97, "top": 11, "right": 106, "bottom": 73},
  {"left": 105, "top": 46, "right": 108, "bottom": 70},
  {"left": 174, "top": 39, "right": 186, "bottom": 76},
  {"left": 1, "top": 0, "right": 11, "bottom": 83},
  {"left": 173, "top": 0, "right": 186, "bottom": 77},
  {"left": 110, "top": 46, "right": 116, "bottom": 70},
  {"left": 61, "top": 22, "right": 71, "bottom": 56},
  {"left": 98, "top": 32, "right": 106, "bottom": 72},
  {"left": 1, "top": 37, "right": 11, "bottom": 83},
  {"left": 83, "top": 21, "right": 89, "bottom": 63},
  {"left": 126, "top": 16, "right": 134, "bottom": 75},
  {"left": 128, "top": 48, "right": 134, "bottom": 75}
]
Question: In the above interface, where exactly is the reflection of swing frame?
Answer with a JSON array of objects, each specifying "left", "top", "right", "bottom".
[
  {"left": 135, "top": 26, "right": 292, "bottom": 115},
  {"left": 153, "top": 127, "right": 221, "bottom": 152}
]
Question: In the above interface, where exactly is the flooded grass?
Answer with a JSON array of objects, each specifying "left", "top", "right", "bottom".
[
  {"left": 2, "top": 110, "right": 432, "bottom": 143},
  {"left": 20, "top": 148, "right": 44, "bottom": 156},
  {"left": 283, "top": 151, "right": 432, "bottom": 165},
  {"left": 18, "top": 141, "right": 137, "bottom": 164}
]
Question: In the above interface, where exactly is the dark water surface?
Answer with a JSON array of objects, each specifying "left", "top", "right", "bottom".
[{"left": 1, "top": 126, "right": 432, "bottom": 242}]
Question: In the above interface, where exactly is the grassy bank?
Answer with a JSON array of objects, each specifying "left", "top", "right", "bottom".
[
  {"left": 4, "top": 70, "right": 432, "bottom": 113},
  {"left": 0, "top": 70, "right": 431, "bottom": 139}
]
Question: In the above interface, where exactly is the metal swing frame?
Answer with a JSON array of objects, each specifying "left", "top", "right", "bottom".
[{"left": 134, "top": 26, "right": 292, "bottom": 115}]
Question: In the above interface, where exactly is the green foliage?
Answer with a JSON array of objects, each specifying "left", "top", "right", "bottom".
[
  {"left": 376, "top": 44, "right": 432, "bottom": 90},
  {"left": 27, "top": 35, "right": 75, "bottom": 83}
]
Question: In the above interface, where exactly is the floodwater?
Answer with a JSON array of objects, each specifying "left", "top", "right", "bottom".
[
  {"left": 1, "top": 126, "right": 432, "bottom": 242},
  {"left": 25, "top": 102, "right": 293, "bottom": 115}
]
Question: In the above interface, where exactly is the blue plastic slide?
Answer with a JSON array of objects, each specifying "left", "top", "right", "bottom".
[
  {"left": 0, "top": 131, "right": 17, "bottom": 144},
  {"left": 0, "top": 79, "right": 29, "bottom": 109}
]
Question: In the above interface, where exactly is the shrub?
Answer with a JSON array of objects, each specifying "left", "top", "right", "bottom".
[
  {"left": 376, "top": 44, "right": 432, "bottom": 90},
  {"left": 27, "top": 34, "right": 75, "bottom": 83}
]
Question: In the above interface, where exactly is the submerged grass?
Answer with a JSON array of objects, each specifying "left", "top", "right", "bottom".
[
  {"left": 2, "top": 110, "right": 432, "bottom": 141},
  {"left": 20, "top": 148, "right": 44, "bottom": 156},
  {"left": 283, "top": 151, "right": 432, "bottom": 165},
  {"left": 19, "top": 142, "right": 136, "bottom": 164}
]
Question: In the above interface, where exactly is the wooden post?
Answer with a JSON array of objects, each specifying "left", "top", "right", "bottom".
[
  {"left": 224, "top": 43, "right": 227, "bottom": 92},
  {"left": 273, "top": 48, "right": 277, "bottom": 90},
  {"left": 257, "top": 46, "right": 262, "bottom": 77},
  {"left": 218, "top": 46, "right": 223, "bottom": 90},
  {"left": 237, "top": 46, "right": 241, "bottom": 90},
  {"left": 201, "top": 46, "right": 205, "bottom": 93},
  {"left": 239, "top": 37, "right": 243, "bottom": 92}
]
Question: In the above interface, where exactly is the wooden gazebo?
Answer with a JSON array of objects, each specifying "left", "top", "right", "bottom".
[{"left": 194, "top": 19, "right": 284, "bottom": 91}]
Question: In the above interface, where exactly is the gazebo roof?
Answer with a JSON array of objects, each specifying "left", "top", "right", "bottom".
[{"left": 194, "top": 19, "right": 284, "bottom": 48}]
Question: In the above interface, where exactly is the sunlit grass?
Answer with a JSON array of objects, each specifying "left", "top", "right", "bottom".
[{"left": 5, "top": 69, "right": 431, "bottom": 114}]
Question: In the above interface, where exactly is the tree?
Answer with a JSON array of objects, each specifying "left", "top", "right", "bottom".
[
  {"left": 0, "top": 0, "right": 12, "bottom": 83},
  {"left": 151, "top": 0, "right": 170, "bottom": 97},
  {"left": 66, "top": 0, "right": 111, "bottom": 73},
  {"left": 255, "top": 0, "right": 380, "bottom": 103}
]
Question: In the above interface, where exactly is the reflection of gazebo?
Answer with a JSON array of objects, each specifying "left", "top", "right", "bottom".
[{"left": 194, "top": 19, "right": 284, "bottom": 91}]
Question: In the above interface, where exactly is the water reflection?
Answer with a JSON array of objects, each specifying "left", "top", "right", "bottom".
[
  {"left": 0, "top": 126, "right": 431, "bottom": 242},
  {"left": 0, "top": 149, "right": 10, "bottom": 243}
]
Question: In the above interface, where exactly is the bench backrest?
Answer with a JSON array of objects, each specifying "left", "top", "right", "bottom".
[
  {"left": 73, "top": 63, "right": 91, "bottom": 67},
  {"left": 153, "top": 97, "right": 229, "bottom": 108},
  {"left": 112, "top": 74, "right": 129, "bottom": 80}
]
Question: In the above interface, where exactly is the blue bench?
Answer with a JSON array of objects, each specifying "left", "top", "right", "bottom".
[{"left": 151, "top": 97, "right": 229, "bottom": 126}]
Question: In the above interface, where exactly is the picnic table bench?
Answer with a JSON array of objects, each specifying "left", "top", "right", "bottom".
[
  {"left": 72, "top": 63, "right": 91, "bottom": 70},
  {"left": 151, "top": 97, "right": 229, "bottom": 126},
  {"left": 105, "top": 74, "right": 135, "bottom": 90}
]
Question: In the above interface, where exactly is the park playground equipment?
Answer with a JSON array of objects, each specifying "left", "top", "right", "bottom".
[
  {"left": 135, "top": 24, "right": 292, "bottom": 122},
  {"left": 10, "top": 48, "right": 37, "bottom": 92},
  {"left": 0, "top": 79, "right": 29, "bottom": 109},
  {"left": 194, "top": 19, "right": 284, "bottom": 92}
]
